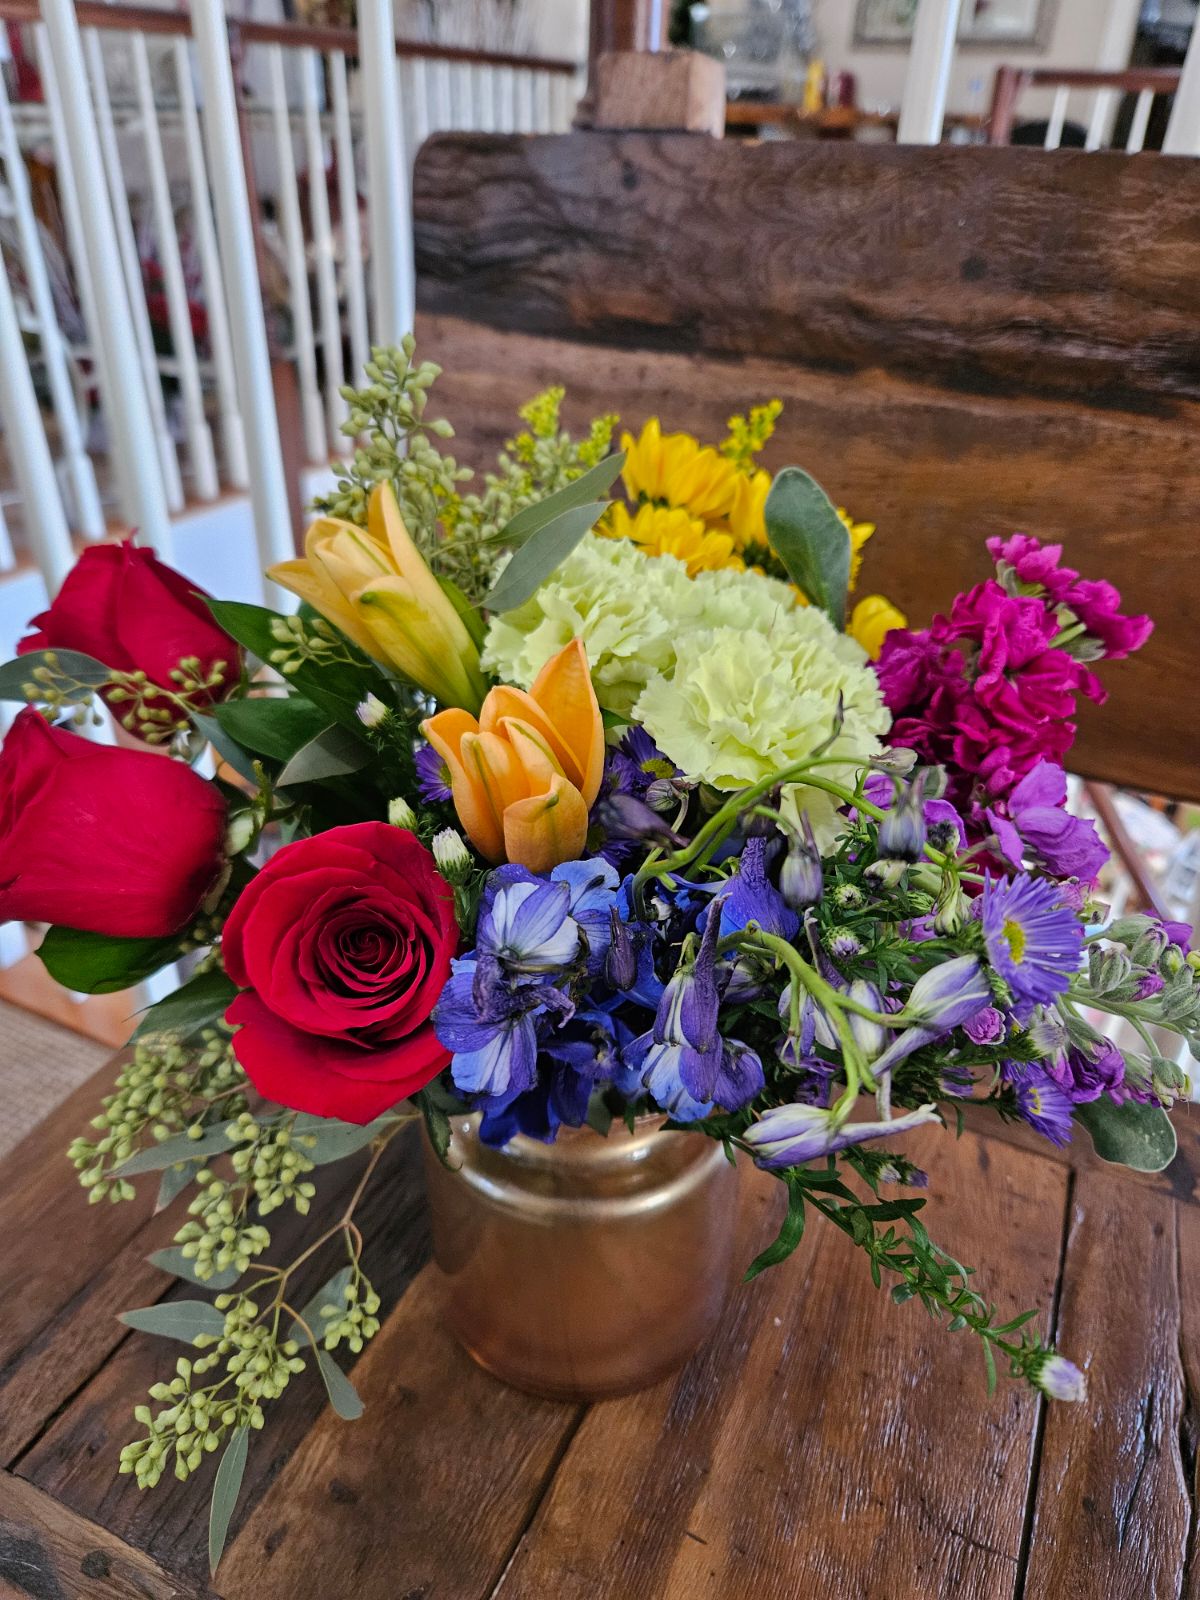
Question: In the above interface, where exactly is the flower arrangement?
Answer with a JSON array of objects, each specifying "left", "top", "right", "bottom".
[{"left": 1, "top": 342, "right": 1194, "bottom": 1570}]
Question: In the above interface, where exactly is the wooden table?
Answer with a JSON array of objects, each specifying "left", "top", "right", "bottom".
[{"left": 1, "top": 1059, "right": 1197, "bottom": 1599}]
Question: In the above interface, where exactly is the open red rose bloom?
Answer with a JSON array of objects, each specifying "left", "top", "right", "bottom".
[{"left": 222, "top": 822, "right": 458, "bottom": 1122}]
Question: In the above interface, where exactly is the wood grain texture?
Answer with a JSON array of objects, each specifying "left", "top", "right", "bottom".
[
  {"left": 1021, "top": 1170, "right": 1192, "bottom": 1599},
  {"left": 494, "top": 1128, "right": 1066, "bottom": 1600},
  {"left": 0, "top": 1470, "right": 200, "bottom": 1600},
  {"left": 413, "top": 134, "right": 1200, "bottom": 412},
  {"left": 414, "top": 311, "right": 1200, "bottom": 800}
]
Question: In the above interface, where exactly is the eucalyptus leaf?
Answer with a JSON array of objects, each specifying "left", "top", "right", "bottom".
[
  {"left": 0, "top": 648, "right": 111, "bottom": 704},
  {"left": 763, "top": 467, "right": 851, "bottom": 630},
  {"left": 37, "top": 925, "right": 183, "bottom": 995},
  {"left": 147, "top": 1247, "right": 242, "bottom": 1291},
  {"left": 133, "top": 967, "right": 237, "bottom": 1044},
  {"left": 156, "top": 1158, "right": 203, "bottom": 1212},
  {"left": 277, "top": 724, "right": 371, "bottom": 787},
  {"left": 209, "top": 1425, "right": 250, "bottom": 1576},
  {"left": 120, "top": 1299, "right": 227, "bottom": 1343},
  {"left": 191, "top": 711, "right": 259, "bottom": 785},
  {"left": 484, "top": 501, "right": 608, "bottom": 614},
  {"left": 116, "top": 1123, "right": 237, "bottom": 1177},
  {"left": 290, "top": 1112, "right": 393, "bottom": 1164},
  {"left": 214, "top": 695, "right": 330, "bottom": 764},
  {"left": 288, "top": 1266, "right": 354, "bottom": 1345},
  {"left": 1075, "top": 1096, "right": 1178, "bottom": 1172},
  {"left": 316, "top": 1352, "right": 364, "bottom": 1420},
  {"left": 492, "top": 450, "right": 626, "bottom": 547}
]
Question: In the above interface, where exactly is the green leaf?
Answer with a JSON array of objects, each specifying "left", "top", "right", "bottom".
[
  {"left": 484, "top": 501, "right": 609, "bottom": 614},
  {"left": 191, "top": 711, "right": 260, "bottom": 784},
  {"left": 209, "top": 1425, "right": 249, "bottom": 1576},
  {"left": 147, "top": 1248, "right": 242, "bottom": 1291},
  {"left": 763, "top": 467, "right": 851, "bottom": 630},
  {"left": 133, "top": 967, "right": 237, "bottom": 1043},
  {"left": 437, "top": 576, "right": 487, "bottom": 650},
  {"left": 983, "top": 1338, "right": 998, "bottom": 1397},
  {"left": 116, "top": 1124, "right": 237, "bottom": 1177},
  {"left": 1074, "top": 1096, "right": 1178, "bottom": 1172},
  {"left": 493, "top": 451, "right": 626, "bottom": 547},
  {"left": 289, "top": 1112, "right": 395, "bottom": 1164},
  {"left": 214, "top": 695, "right": 330, "bottom": 764},
  {"left": 156, "top": 1157, "right": 203, "bottom": 1211},
  {"left": 120, "top": 1299, "right": 227, "bottom": 1343},
  {"left": 743, "top": 1174, "right": 807, "bottom": 1281},
  {"left": 414, "top": 1087, "right": 454, "bottom": 1169},
  {"left": 37, "top": 925, "right": 183, "bottom": 995},
  {"left": 288, "top": 1267, "right": 354, "bottom": 1345},
  {"left": 316, "top": 1352, "right": 364, "bottom": 1420},
  {"left": 0, "top": 648, "right": 111, "bottom": 704},
  {"left": 277, "top": 724, "right": 371, "bottom": 788}
]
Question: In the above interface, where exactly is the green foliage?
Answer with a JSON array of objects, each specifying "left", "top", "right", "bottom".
[
  {"left": 0, "top": 647, "right": 109, "bottom": 704},
  {"left": 207, "top": 602, "right": 384, "bottom": 734},
  {"left": 484, "top": 500, "right": 612, "bottom": 614},
  {"left": 764, "top": 467, "right": 852, "bottom": 630},
  {"left": 38, "top": 925, "right": 186, "bottom": 994},
  {"left": 1074, "top": 1096, "right": 1178, "bottom": 1172},
  {"left": 133, "top": 968, "right": 238, "bottom": 1045},
  {"left": 213, "top": 695, "right": 331, "bottom": 764},
  {"left": 208, "top": 1426, "right": 249, "bottom": 1575}
]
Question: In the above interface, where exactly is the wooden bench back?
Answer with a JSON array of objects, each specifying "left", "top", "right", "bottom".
[{"left": 412, "top": 132, "right": 1200, "bottom": 798}]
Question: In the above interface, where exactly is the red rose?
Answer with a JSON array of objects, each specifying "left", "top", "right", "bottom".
[
  {"left": 0, "top": 709, "right": 228, "bottom": 937},
  {"left": 223, "top": 823, "right": 458, "bottom": 1122},
  {"left": 19, "top": 542, "right": 242, "bottom": 725}
]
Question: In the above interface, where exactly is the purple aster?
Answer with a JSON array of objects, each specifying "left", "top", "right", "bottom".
[
  {"left": 1032, "top": 1352, "right": 1086, "bottom": 1402},
  {"left": 1005, "top": 1063, "right": 1074, "bottom": 1146},
  {"left": 414, "top": 740, "right": 452, "bottom": 804},
  {"left": 985, "top": 762, "right": 1109, "bottom": 883},
  {"left": 981, "top": 874, "right": 1083, "bottom": 1006}
]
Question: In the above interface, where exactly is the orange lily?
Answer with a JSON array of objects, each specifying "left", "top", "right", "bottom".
[{"left": 420, "top": 638, "right": 604, "bottom": 874}]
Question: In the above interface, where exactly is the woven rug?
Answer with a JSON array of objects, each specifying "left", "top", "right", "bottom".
[{"left": 0, "top": 1000, "right": 112, "bottom": 1160}]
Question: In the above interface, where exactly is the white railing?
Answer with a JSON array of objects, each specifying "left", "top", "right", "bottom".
[
  {"left": 0, "top": 0, "right": 579, "bottom": 605},
  {"left": 987, "top": 65, "right": 1184, "bottom": 151}
]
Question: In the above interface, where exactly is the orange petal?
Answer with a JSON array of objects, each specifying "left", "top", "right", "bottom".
[
  {"left": 455, "top": 731, "right": 529, "bottom": 864},
  {"left": 500, "top": 716, "right": 568, "bottom": 794},
  {"left": 420, "top": 709, "right": 478, "bottom": 774},
  {"left": 502, "top": 773, "right": 589, "bottom": 874},
  {"left": 529, "top": 638, "right": 605, "bottom": 808},
  {"left": 479, "top": 685, "right": 584, "bottom": 792}
]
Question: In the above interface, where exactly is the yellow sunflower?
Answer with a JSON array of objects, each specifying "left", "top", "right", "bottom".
[
  {"left": 604, "top": 501, "right": 741, "bottom": 578},
  {"left": 620, "top": 419, "right": 740, "bottom": 523}
]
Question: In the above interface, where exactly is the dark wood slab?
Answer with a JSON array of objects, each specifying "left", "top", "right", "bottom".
[{"left": 2, "top": 1059, "right": 1197, "bottom": 1600}]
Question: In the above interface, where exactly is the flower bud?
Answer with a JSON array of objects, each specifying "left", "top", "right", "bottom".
[
  {"left": 1163, "top": 945, "right": 1186, "bottom": 978},
  {"left": 780, "top": 817, "right": 822, "bottom": 911},
  {"left": 356, "top": 693, "right": 389, "bottom": 729},
  {"left": 877, "top": 780, "right": 927, "bottom": 863},
  {"left": 605, "top": 906, "right": 637, "bottom": 992},
  {"left": 1032, "top": 1353, "right": 1086, "bottom": 1402},
  {"left": 901, "top": 955, "right": 991, "bottom": 1031},
  {"left": 847, "top": 979, "right": 886, "bottom": 1063},
  {"left": 388, "top": 796, "right": 418, "bottom": 830},
  {"left": 431, "top": 827, "right": 472, "bottom": 885},
  {"left": 595, "top": 792, "right": 684, "bottom": 847},
  {"left": 1131, "top": 926, "right": 1169, "bottom": 968},
  {"left": 825, "top": 929, "right": 863, "bottom": 960}
]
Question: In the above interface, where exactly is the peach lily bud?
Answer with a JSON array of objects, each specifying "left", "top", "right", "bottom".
[
  {"left": 420, "top": 638, "right": 604, "bottom": 874},
  {"left": 267, "top": 481, "right": 487, "bottom": 714}
]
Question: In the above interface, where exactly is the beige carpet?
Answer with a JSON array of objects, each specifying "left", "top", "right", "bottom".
[{"left": 0, "top": 999, "right": 113, "bottom": 1160}]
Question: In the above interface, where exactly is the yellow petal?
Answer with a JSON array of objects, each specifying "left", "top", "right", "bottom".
[
  {"left": 849, "top": 594, "right": 907, "bottom": 659},
  {"left": 266, "top": 557, "right": 381, "bottom": 659},
  {"left": 529, "top": 638, "right": 605, "bottom": 808},
  {"left": 461, "top": 731, "right": 530, "bottom": 862},
  {"left": 357, "top": 576, "right": 487, "bottom": 713},
  {"left": 502, "top": 773, "right": 588, "bottom": 874}
]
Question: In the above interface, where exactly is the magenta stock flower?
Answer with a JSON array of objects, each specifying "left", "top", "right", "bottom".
[{"left": 988, "top": 533, "right": 1153, "bottom": 660}]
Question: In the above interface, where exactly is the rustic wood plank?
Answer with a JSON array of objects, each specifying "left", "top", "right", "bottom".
[
  {"left": 0, "top": 1059, "right": 156, "bottom": 1376},
  {"left": 415, "top": 310, "right": 1200, "bottom": 800},
  {"left": 414, "top": 134, "right": 1200, "bottom": 412},
  {"left": 493, "top": 1126, "right": 1066, "bottom": 1600},
  {"left": 0, "top": 1470, "right": 203, "bottom": 1600},
  {"left": 1021, "top": 1169, "right": 1190, "bottom": 1599},
  {"left": 1176, "top": 1201, "right": 1200, "bottom": 1598},
  {"left": 15, "top": 1127, "right": 431, "bottom": 1592},
  {"left": 216, "top": 1266, "right": 582, "bottom": 1600}
]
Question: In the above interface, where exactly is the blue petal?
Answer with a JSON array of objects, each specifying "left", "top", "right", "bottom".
[
  {"left": 640, "top": 1040, "right": 715, "bottom": 1122},
  {"left": 450, "top": 1013, "right": 539, "bottom": 1098}
]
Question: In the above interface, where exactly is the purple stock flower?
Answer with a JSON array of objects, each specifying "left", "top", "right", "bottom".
[
  {"left": 1044, "top": 1037, "right": 1126, "bottom": 1104},
  {"left": 985, "top": 762, "right": 1109, "bottom": 883},
  {"left": 963, "top": 1005, "right": 1006, "bottom": 1046},
  {"left": 414, "top": 741, "right": 452, "bottom": 804},
  {"left": 1161, "top": 919, "right": 1193, "bottom": 952},
  {"left": 742, "top": 1102, "right": 941, "bottom": 1169},
  {"left": 981, "top": 874, "right": 1083, "bottom": 1006},
  {"left": 988, "top": 533, "right": 1153, "bottom": 662},
  {"left": 1005, "top": 1063, "right": 1074, "bottom": 1145}
]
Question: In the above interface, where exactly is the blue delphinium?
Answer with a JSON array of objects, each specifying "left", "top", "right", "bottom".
[{"left": 980, "top": 873, "right": 1084, "bottom": 1006}]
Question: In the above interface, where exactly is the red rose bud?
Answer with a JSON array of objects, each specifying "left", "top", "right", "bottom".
[
  {"left": 0, "top": 709, "right": 227, "bottom": 937},
  {"left": 222, "top": 822, "right": 459, "bottom": 1123},
  {"left": 19, "top": 541, "right": 242, "bottom": 730}
]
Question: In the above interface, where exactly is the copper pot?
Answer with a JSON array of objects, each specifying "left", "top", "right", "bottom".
[{"left": 423, "top": 1114, "right": 739, "bottom": 1401}]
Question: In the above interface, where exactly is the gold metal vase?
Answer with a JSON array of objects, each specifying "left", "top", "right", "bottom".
[{"left": 423, "top": 1114, "right": 739, "bottom": 1400}]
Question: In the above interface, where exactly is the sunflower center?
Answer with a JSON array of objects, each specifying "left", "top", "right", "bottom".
[{"left": 1002, "top": 916, "right": 1027, "bottom": 965}]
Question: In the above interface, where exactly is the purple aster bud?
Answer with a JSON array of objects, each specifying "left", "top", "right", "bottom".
[
  {"left": 877, "top": 779, "right": 927, "bottom": 863},
  {"left": 605, "top": 906, "right": 637, "bottom": 992},
  {"left": 825, "top": 929, "right": 863, "bottom": 961},
  {"left": 1032, "top": 1353, "right": 1086, "bottom": 1402},
  {"left": 595, "top": 792, "right": 684, "bottom": 847},
  {"left": 779, "top": 816, "right": 823, "bottom": 911},
  {"left": 742, "top": 1101, "right": 941, "bottom": 1169},
  {"left": 644, "top": 776, "right": 691, "bottom": 814},
  {"left": 356, "top": 693, "right": 389, "bottom": 728},
  {"left": 900, "top": 955, "right": 991, "bottom": 1031},
  {"left": 834, "top": 884, "right": 864, "bottom": 911}
]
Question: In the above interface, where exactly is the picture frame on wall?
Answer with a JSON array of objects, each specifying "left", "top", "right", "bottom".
[{"left": 853, "top": 0, "right": 1058, "bottom": 50}]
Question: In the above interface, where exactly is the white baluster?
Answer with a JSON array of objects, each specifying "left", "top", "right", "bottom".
[
  {"left": 516, "top": 68, "right": 536, "bottom": 133},
  {"left": 0, "top": 239, "right": 81, "bottom": 592},
  {"left": 0, "top": 66, "right": 103, "bottom": 539},
  {"left": 190, "top": 0, "right": 294, "bottom": 589},
  {"left": 300, "top": 50, "right": 346, "bottom": 449},
  {"left": 1125, "top": 89, "right": 1155, "bottom": 155},
  {"left": 329, "top": 49, "right": 369, "bottom": 390},
  {"left": 477, "top": 63, "right": 497, "bottom": 133},
  {"left": 82, "top": 28, "right": 184, "bottom": 516},
  {"left": 551, "top": 72, "right": 575, "bottom": 132},
  {"left": 431, "top": 56, "right": 453, "bottom": 131},
  {"left": 0, "top": 500, "right": 15, "bottom": 571},
  {"left": 498, "top": 64, "right": 517, "bottom": 132},
  {"left": 1164, "top": 17, "right": 1200, "bottom": 154},
  {"left": 408, "top": 55, "right": 432, "bottom": 149},
  {"left": 266, "top": 43, "right": 326, "bottom": 462},
  {"left": 1088, "top": 0, "right": 1147, "bottom": 151},
  {"left": 534, "top": 70, "right": 553, "bottom": 133},
  {"left": 131, "top": 34, "right": 218, "bottom": 501},
  {"left": 1043, "top": 86, "right": 1069, "bottom": 149},
  {"left": 174, "top": 38, "right": 248, "bottom": 490},
  {"left": 36, "top": 8, "right": 174, "bottom": 555},
  {"left": 358, "top": 0, "right": 414, "bottom": 346},
  {"left": 897, "top": 0, "right": 964, "bottom": 145}
]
